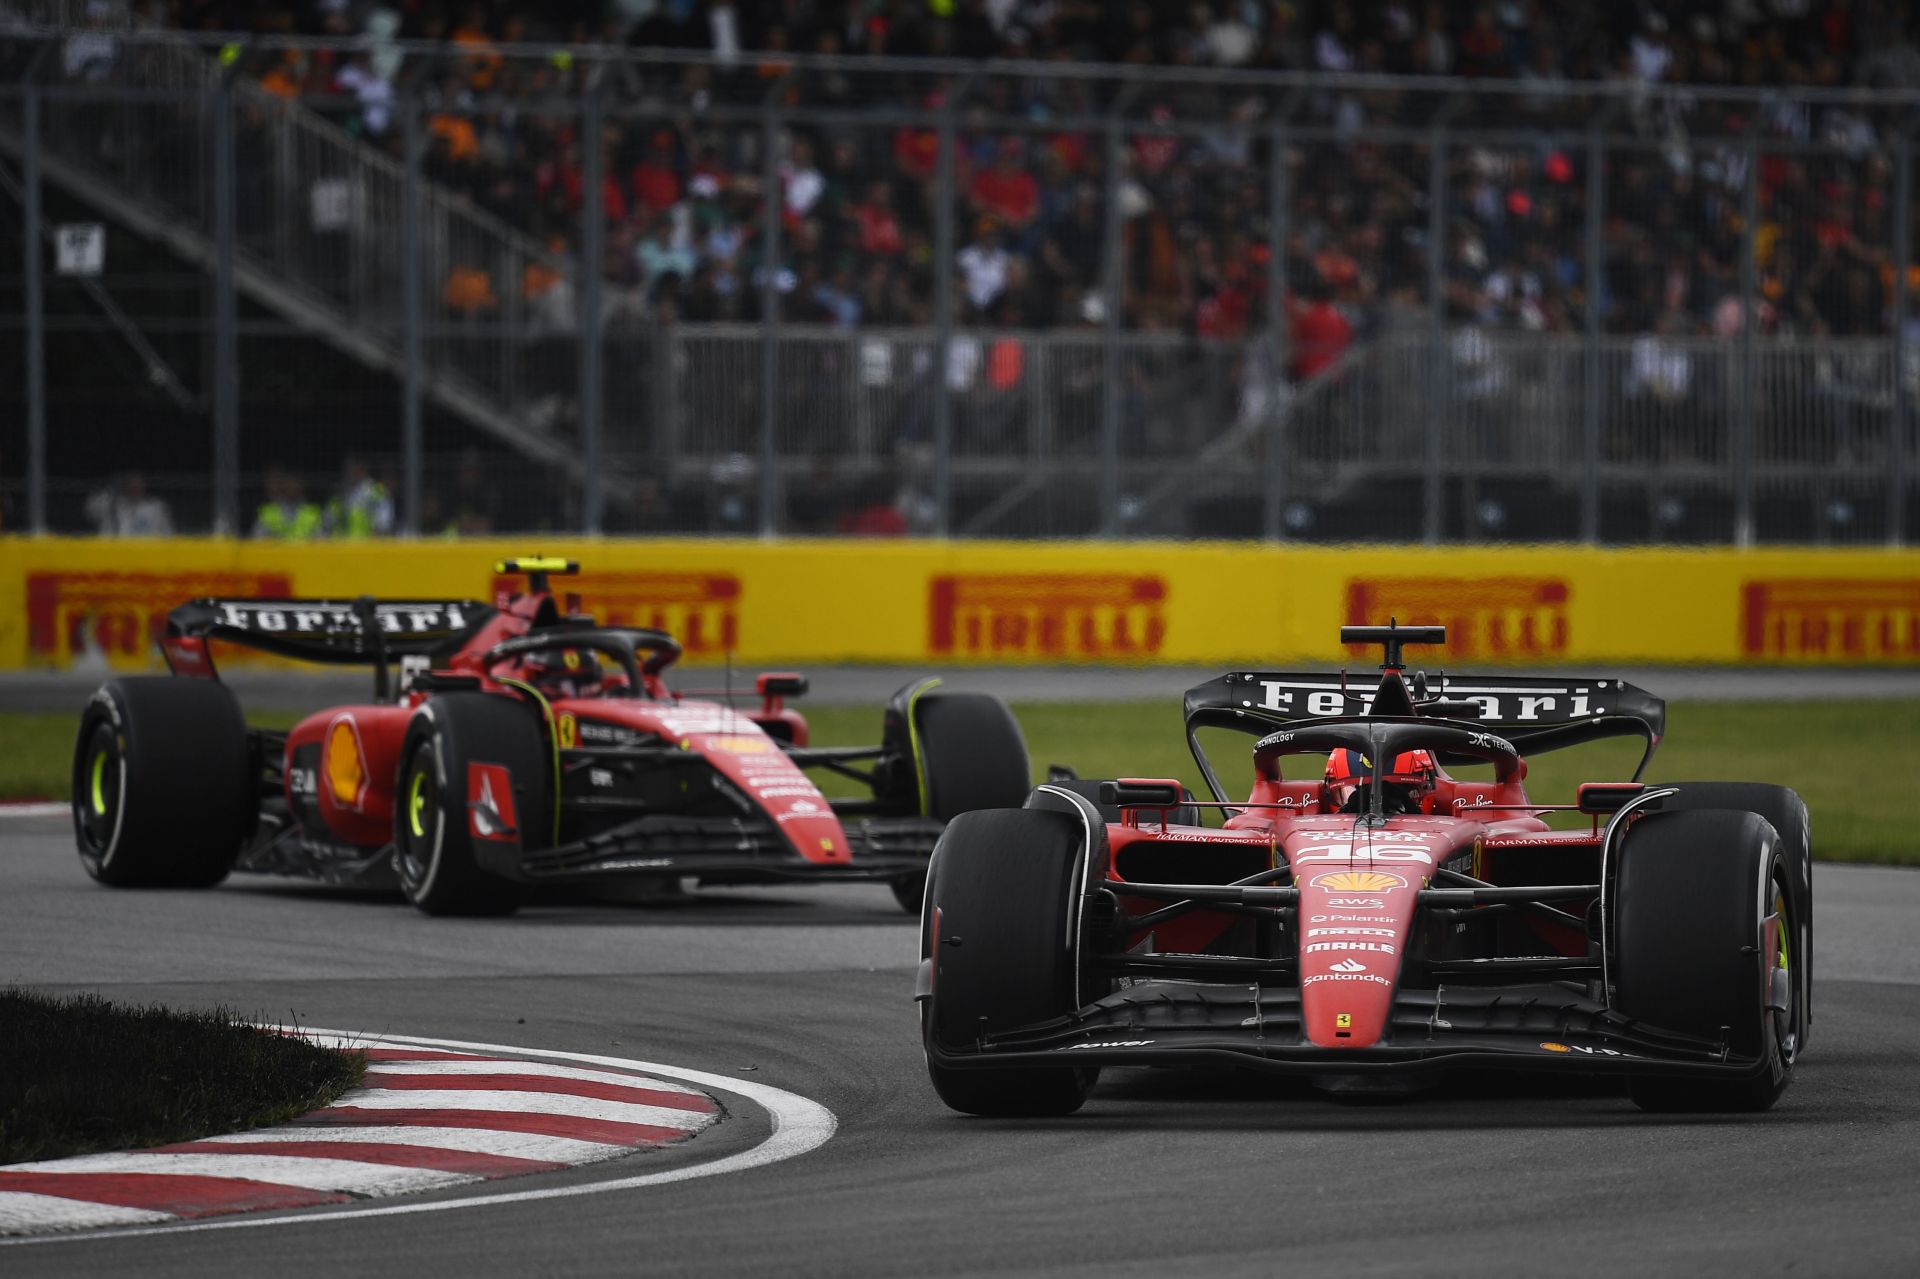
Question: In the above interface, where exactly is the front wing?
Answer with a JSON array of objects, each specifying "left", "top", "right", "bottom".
[
  {"left": 924, "top": 979, "right": 1775, "bottom": 1082},
  {"left": 511, "top": 813, "right": 944, "bottom": 883}
]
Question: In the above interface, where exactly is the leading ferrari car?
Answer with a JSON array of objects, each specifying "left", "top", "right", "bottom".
[
  {"left": 918, "top": 622, "right": 1811, "bottom": 1115},
  {"left": 73, "top": 558, "right": 1030, "bottom": 915}
]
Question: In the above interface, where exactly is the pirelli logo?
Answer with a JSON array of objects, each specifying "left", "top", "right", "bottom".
[
  {"left": 1345, "top": 577, "right": 1569, "bottom": 659},
  {"left": 1742, "top": 578, "right": 1920, "bottom": 660},
  {"left": 27, "top": 571, "right": 292, "bottom": 666},
  {"left": 498, "top": 572, "right": 740, "bottom": 656},
  {"left": 928, "top": 573, "right": 1167, "bottom": 658}
]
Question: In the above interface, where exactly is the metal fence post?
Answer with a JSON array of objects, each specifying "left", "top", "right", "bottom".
[
  {"left": 1735, "top": 129, "right": 1759, "bottom": 547},
  {"left": 400, "top": 97, "right": 424, "bottom": 535},
  {"left": 757, "top": 77, "right": 790, "bottom": 537},
  {"left": 1892, "top": 135, "right": 1912, "bottom": 547},
  {"left": 1263, "top": 118, "right": 1290, "bottom": 542},
  {"left": 212, "top": 79, "right": 240, "bottom": 536},
  {"left": 579, "top": 78, "right": 607, "bottom": 535},
  {"left": 23, "top": 84, "right": 46, "bottom": 534},
  {"left": 1098, "top": 95, "right": 1131, "bottom": 537},
  {"left": 931, "top": 81, "right": 964, "bottom": 538},
  {"left": 1582, "top": 124, "right": 1606, "bottom": 544},
  {"left": 1423, "top": 121, "right": 1450, "bottom": 545}
]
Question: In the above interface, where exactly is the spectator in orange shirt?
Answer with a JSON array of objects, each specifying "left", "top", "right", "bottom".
[{"left": 444, "top": 263, "right": 498, "bottom": 315}]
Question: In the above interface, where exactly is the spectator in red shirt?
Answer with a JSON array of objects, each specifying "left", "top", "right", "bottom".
[
  {"left": 970, "top": 137, "right": 1040, "bottom": 229},
  {"left": 1290, "top": 278, "right": 1353, "bottom": 381},
  {"left": 631, "top": 129, "right": 682, "bottom": 215},
  {"left": 854, "top": 180, "right": 903, "bottom": 256}
]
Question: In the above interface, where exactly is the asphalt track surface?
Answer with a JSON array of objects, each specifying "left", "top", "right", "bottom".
[
  {"left": 4, "top": 812, "right": 1920, "bottom": 1277},
  {"left": 5, "top": 662, "right": 1920, "bottom": 714}
]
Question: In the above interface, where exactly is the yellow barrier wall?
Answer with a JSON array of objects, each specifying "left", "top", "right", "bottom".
[{"left": 3, "top": 537, "right": 1918, "bottom": 669}]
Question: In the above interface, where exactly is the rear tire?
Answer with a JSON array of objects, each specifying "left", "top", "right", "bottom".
[
  {"left": 922, "top": 808, "right": 1097, "bottom": 1117},
  {"left": 71, "top": 678, "right": 250, "bottom": 888},
  {"left": 1613, "top": 809, "right": 1798, "bottom": 1113},
  {"left": 394, "top": 694, "right": 544, "bottom": 917},
  {"left": 888, "top": 691, "right": 1032, "bottom": 916},
  {"left": 1659, "top": 782, "right": 1812, "bottom": 1045}
]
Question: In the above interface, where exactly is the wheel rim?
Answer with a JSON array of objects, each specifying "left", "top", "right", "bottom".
[
  {"left": 1771, "top": 879, "right": 1800, "bottom": 1063},
  {"left": 396, "top": 754, "right": 440, "bottom": 890},
  {"left": 407, "top": 769, "right": 430, "bottom": 839},
  {"left": 75, "top": 725, "right": 122, "bottom": 854}
]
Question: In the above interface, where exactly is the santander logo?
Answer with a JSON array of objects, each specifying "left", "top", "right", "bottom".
[{"left": 1329, "top": 958, "right": 1368, "bottom": 973}]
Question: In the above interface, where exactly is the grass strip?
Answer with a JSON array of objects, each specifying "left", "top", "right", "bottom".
[{"left": 0, "top": 989, "right": 364, "bottom": 1165}]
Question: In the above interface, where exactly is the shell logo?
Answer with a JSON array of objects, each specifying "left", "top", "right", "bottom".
[
  {"left": 1311, "top": 870, "right": 1409, "bottom": 892},
  {"left": 1540, "top": 1042, "right": 1571, "bottom": 1053}
]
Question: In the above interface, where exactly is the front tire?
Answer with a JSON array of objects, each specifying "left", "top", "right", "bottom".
[
  {"left": 72, "top": 678, "right": 250, "bottom": 888},
  {"left": 921, "top": 808, "right": 1096, "bottom": 1117},
  {"left": 1613, "top": 809, "right": 1799, "bottom": 1112},
  {"left": 1659, "top": 782, "right": 1812, "bottom": 1045},
  {"left": 394, "top": 694, "right": 545, "bottom": 917}
]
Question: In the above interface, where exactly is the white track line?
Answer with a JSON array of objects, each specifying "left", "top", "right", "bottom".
[
  {"left": 0, "top": 1029, "right": 837, "bottom": 1248},
  {"left": 0, "top": 1195, "right": 172, "bottom": 1233},
  {"left": 192, "top": 1126, "right": 627, "bottom": 1164},
  {"left": 1, "top": 1153, "right": 474, "bottom": 1196},
  {"left": 359, "top": 1058, "right": 707, "bottom": 1094},
  {"left": 0, "top": 803, "right": 66, "bottom": 819},
  {"left": 322, "top": 1089, "right": 707, "bottom": 1129}
]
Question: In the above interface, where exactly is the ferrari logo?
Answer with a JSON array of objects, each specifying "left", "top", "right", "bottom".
[
  {"left": 558, "top": 712, "right": 576, "bottom": 748},
  {"left": 1336, "top": 1013, "right": 1352, "bottom": 1029}
]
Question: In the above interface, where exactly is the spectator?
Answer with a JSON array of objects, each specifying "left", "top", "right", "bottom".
[
  {"left": 325, "top": 458, "right": 395, "bottom": 538},
  {"left": 252, "top": 468, "right": 323, "bottom": 540},
  {"left": 1290, "top": 280, "right": 1353, "bottom": 381},
  {"left": 957, "top": 218, "right": 1012, "bottom": 314},
  {"left": 969, "top": 138, "right": 1040, "bottom": 232},
  {"left": 85, "top": 473, "right": 173, "bottom": 537}
]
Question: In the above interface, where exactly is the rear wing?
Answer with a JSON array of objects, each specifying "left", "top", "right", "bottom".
[
  {"left": 167, "top": 598, "right": 496, "bottom": 666},
  {"left": 1183, "top": 670, "right": 1667, "bottom": 784}
]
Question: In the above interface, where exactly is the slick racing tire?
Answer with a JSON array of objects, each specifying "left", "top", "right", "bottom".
[
  {"left": 888, "top": 691, "right": 1032, "bottom": 915},
  {"left": 394, "top": 694, "right": 545, "bottom": 917},
  {"left": 1658, "top": 782, "right": 1813, "bottom": 1045},
  {"left": 921, "top": 808, "right": 1097, "bottom": 1117},
  {"left": 1613, "top": 809, "right": 1800, "bottom": 1113},
  {"left": 72, "top": 677, "right": 251, "bottom": 888}
]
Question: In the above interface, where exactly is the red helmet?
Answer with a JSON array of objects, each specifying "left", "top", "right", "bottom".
[
  {"left": 1325, "top": 748, "right": 1439, "bottom": 812},
  {"left": 522, "top": 646, "right": 603, "bottom": 699}
]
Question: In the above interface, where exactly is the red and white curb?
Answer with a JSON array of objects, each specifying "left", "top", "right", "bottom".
[{"left": 0, "top": 1030, "right": 835, "bottom": 1241}]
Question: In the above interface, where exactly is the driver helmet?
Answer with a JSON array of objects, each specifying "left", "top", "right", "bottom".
[
  {"left": 1324, "top": 748, "right": 1439, "bottom": 814},
  {"left": 522, "top": 646, "right": 602, "bottom": 699}
]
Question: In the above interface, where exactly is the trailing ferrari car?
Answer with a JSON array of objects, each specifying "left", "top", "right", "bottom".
[
  {"left": 73, "top": 558, "right": 1030, "bottom": 916},
  {"left": 918, "top": 622, "right": 1811, "bottom": 1116}
]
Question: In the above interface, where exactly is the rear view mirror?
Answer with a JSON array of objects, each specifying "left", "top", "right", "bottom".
[
  {"left": 756, "top": 673, "right": 808, "bottom": 699},
  {"left": 1577, "top": 782, "right": 1645, "bottom": 814},
  {"left": 1099, "top": 779, "right": 1184, "bottom": 809}
]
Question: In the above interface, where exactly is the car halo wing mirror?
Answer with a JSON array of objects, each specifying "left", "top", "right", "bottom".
[{"left": 1576, "top": 782, "right": 1646, "bottom": 814}]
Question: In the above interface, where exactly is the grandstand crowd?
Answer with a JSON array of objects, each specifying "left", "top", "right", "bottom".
[{"left": 85, "top": 1, "right": 1915, "bottom": 357}]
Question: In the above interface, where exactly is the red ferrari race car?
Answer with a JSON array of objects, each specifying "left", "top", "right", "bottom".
[
  {"left": 919, "top": 622, "right": 1811, "bottom": 1115},
  {"left": 72, "top": 558, "right": 1030, "bottom": 915}
]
